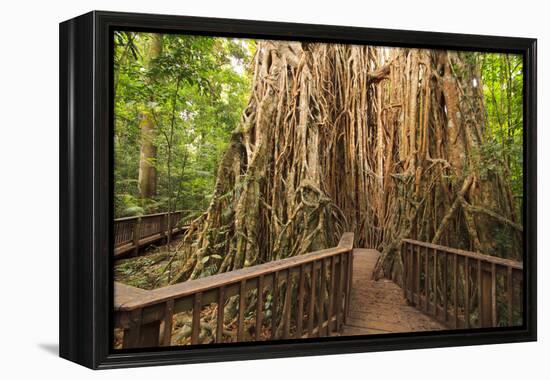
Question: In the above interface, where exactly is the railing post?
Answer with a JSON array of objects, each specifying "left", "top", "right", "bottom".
[
  {"left": 402, "top": 242, "right": 408, "bottom": 300},
  {"left": 345, "top": 251, "right": 353, "bottom": 322},
  {"left": 296, "top": 266, "right": 305, "bottom": 337},
  {"left": 327, "top": 258, "right": 335, "bottom": 335},
  {"left": 132, "top": 217, "right": 141, "bottom": 256},
  {"left": 409, "top": 244, "right": 414, "bottom": 303},
  {"left": 238, "top": 280, "right": 246, "bottom": 342},
  {"left": 283, "top": 268, "right": 293, "bottom": 339},
  {"left": 453, "top": 253, "right": 458, "bottom": 328},
  {"left": 424, "top": 246, "right": 429, "bottom": 312},
  {"left": 415, "top": 245, "right": 421, "bottom": 306},
  {"left": 160, "top": 213, "right": 167, "bottom": 241},
  {"left": 341, "top": 255, "right": 349, "bottom": 325},
  {"left": 123, "top": 309, "right": 161, "bottom": 348},
  {"left": 464, "top": 257, "right": 470, "bottom": 328},
  {"left": 271, "top": 271, "right": 279, "bottom": 340},
  {"left": 433, "top": 248, "right": 437, "bottom": 317},
  {"left": 139, "top": 321, "right": 161, "bottom": 348},
  {"left": 319, "top": 259, "right": 326, "bottom": 336},
  {"left": 443, "top": 252, "right": 448, "bottom": 323},
  {"left": 480, "top": 265, "right": 494, "bottom": 327},
  {"left": 162, "top": 299, "right": 174, "bottom": 346},
  {"left": 166, "top": 211, "right": 173, "bottom": 244},
  {"left": 479, "top": 270, "right": 492, "bottom": 327},
  {"left": 255, "top": 278, "right": 263, "bottom": 341},
  {"left": 507, "top": 267, "right": 514, "bottom": 326},
  {"left": 217, "top": 286, "right": 226, "bottom": 343},
  {"left": 308, "top": 263, "right": 317, "bottom": 336},
  {"left": 192, "top": 292, "right": 202, "bottom": 344},
  {"left": 336, "top": 255, "right": 344, "bottom": 331}
]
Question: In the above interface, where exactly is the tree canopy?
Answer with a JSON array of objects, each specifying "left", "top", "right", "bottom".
[{"left": 114, "top": 32, "right": 253, "bottom": 219}]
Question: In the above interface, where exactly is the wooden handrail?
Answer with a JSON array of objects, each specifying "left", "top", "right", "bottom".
[
  {"left": 114, "top": 209, "right": 200, "bottom": 222},
  {"left": 113, "top": 210, "right": 190, "bottom": 257},
  {"left": 114, "top": 232, "right": 355, "bottom": 348},
  {"left": 402, "top": 239, "right": 523, "bottom": 270},
  {"left": 401, "top": 239, "right": 522, "bottom": 329}
]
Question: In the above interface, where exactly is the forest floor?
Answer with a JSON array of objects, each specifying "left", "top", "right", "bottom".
[{"left": 114, "top": 236, "right": 188, "bottom": 290}]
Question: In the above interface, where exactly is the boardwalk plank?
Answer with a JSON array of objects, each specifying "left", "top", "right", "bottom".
[{"left": 342, "top": 249, "right": 445, "bottom": 336}]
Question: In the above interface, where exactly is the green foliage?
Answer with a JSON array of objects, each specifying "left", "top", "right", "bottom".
[
  {"left": 479, "top": 53, "right": 523, "bottom": 211},
  {"left": 113, "top": 32, "right": 253, "bottom": 217}
]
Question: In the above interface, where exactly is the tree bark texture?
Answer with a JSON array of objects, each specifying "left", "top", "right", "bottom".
[
  {"left": 138, "top": 34, "right": 163, "bottom": 199},
  {"left": 170, "top": 42, "right": 521, "bottom": 285}
]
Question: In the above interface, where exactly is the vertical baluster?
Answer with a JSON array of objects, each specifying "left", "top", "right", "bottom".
[
  {"left": 318, "top": 259, "right": 326, "bottom": 336},
  {"left": 402, "top": 243, "right": 407, "bottom": 296},
  {"left": 127, "top": 221, "right": 132, "bottom": 244},
  {"left": 453, "top": 253, "right": 458, "bottom": 328},
  {"left": 328, "top": 257, "right": 336, "bottom": 335},
  {"left": 340, "top": 253, "right": 346, "bottom": 326},
  {"left": 132, "top": 217, "right": 141, "bottom": 256},
  {"left": 155, "top": 215, "right": 160, "bottom": 236},
  {"left": 167, "top": 212, "right": 173, "bottom": 242},
  {"left": 283, "top": 269, "right": 292, "bottom": 339},
  {"left": 433, "top": 249, "right": 437, "bottom": 317},
  {"left": 336, "top": 255, "right": 344, "bottom": 331},
  {"left": 308, "top": 262, "right": 317, "bottom": 336},
  {"left": 408, "top": 244, "right": 413, "bottom": 301},
  {"left": 352, "top": 249, "right": 354, "bottom": 318},
  {"left": 409, "top": 243, "right": 413, "bottom": 291},
  {"left": 192, "top": 292, "right": 202, "bottom": 344},
  {"left": 416, "top": 245, "right": 421, "bottom": 306},
  {"left": 477, "top": 259, "right": 483, "bottom": 327},
  {"left": 424, "top": 246, "right": 429, "bottom": 312},
  {"left": 507, "top": 266, "right": 513, "bottom": 326},
  {"left": 128, "top": 221, "right": 133, "bottom": 243},
  {"left": 114, "top": 222, "right": 119, "bottom": 246},
  {"left": 162, "top": 299, "right": 174, "bottom": 346},
  {"left": 161, "top": 213, "right": 168, "bottom": 241},
  {"left": 256, "top": 276, "right": 263, "bottom": 341},
  {"left": 217, "top": 286, "right": 225, "bottom": 343},
  {"left": 491, "top": 263, "right": 497, "bottom": 326},
  {"left": 464, "top": 257, "right": 470, "bottom": 328},
  {"left": 443, "top": 251, "right": 448, "bottom": 322},
  {"left": 238, "top": 280, "right": 246, "bottom": 342},
  {"left": 139, "top": 319, "right": 161, "bottom": 348},
  {"left": 114, "top": 222, "right": 119, "bottom": 245},
  {"left": 347, "top": 250, "right": 354, "bottom": 320},
  {"left": 342, "top": 254, "right": 349, "bottom": 324},
  {"left": 122, "top": 309, "right": 143, "bottom": 348},
  {"left": 296, "top": 265, "right": 305, "bottom": 338},
  {"left": 412, "top": 245, "right": 416, "bottom": 301},
  {"left": 117, "top": 222, "right": 123, "bottom": 245},
  {"left": 271, "top": 271, "right": 279, "bottom": 340}
]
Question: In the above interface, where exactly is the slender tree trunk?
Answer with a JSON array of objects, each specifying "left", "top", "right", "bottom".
[{"left": 138, "top": 34, "right": 163, "bottom": 199}]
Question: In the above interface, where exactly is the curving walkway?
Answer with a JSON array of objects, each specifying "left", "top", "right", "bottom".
[{"left": 342, "top": 249, "right": 445, "bottom": 335}]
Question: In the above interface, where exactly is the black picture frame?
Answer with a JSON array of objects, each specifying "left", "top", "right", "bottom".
[{"left": 59, "top": 10, "right": 537, "bottom": 369}]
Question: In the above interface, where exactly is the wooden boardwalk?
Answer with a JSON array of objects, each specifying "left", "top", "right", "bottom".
[
  {"left": 343, "top": 249, "right": 445, "bottom": 335},
  {"left": 115, "top": 225, "right": 522, "bottom": 348}
]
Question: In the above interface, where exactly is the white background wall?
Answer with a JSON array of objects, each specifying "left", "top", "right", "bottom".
[{"left": 0, "top": 0, "right": 546, "bottom": 378}]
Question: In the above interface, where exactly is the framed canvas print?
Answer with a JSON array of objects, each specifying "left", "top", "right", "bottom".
[{"left": 59, "top": 11, "right": 537, "bottom": 369}]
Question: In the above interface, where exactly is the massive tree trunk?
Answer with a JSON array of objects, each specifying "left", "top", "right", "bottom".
[
  {"left": 170, "top": 42, "right": 521, "bottom": 285},
  {"left": 371, "top": 49, "right": 522, "bottom": 282},
  {"left": 138, "top": 34, "right": 163, "bottom": 199}
]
